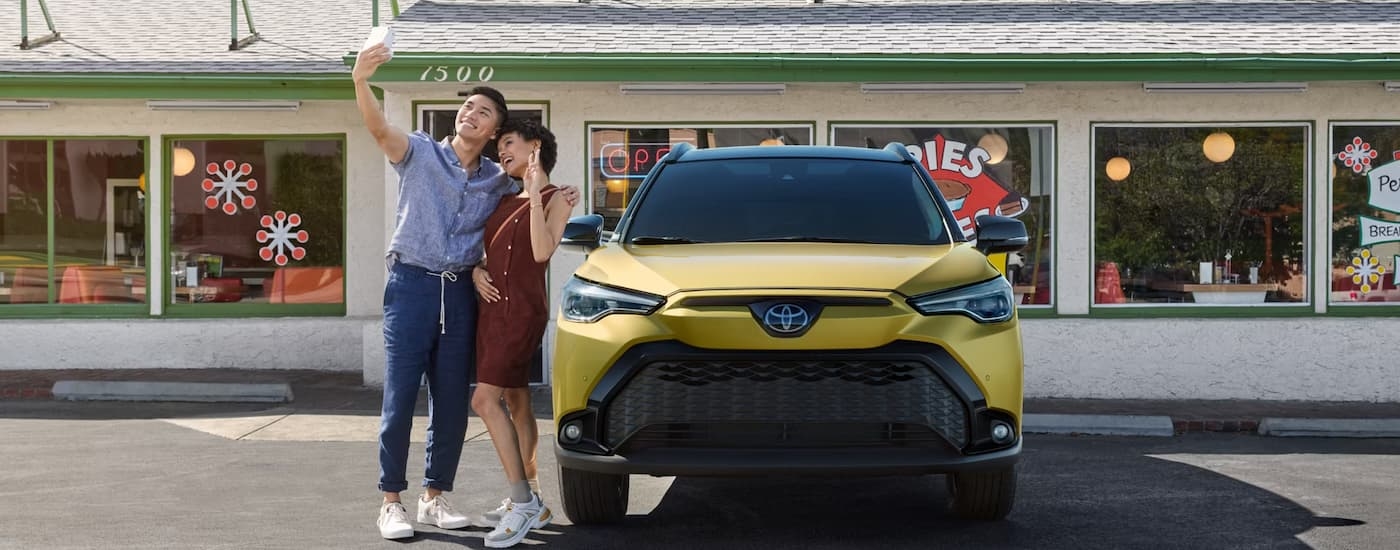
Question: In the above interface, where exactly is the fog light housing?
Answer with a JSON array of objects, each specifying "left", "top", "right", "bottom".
[
  {"left": 990, "top": 421, "right": 1015, "bottom": 444},
  {"left": 562, "top": 422, "right": 583, "bottom": 443}
]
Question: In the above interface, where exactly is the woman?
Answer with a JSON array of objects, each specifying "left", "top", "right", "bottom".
[{"left": 469, "top": 118, "right": 572, "bottom": 549}]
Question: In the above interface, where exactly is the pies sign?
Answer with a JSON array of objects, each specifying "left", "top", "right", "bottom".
[{"left": 904, "top": 134, "right": 1028, "bottom": 239}]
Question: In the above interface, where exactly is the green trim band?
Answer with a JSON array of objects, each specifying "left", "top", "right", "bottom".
[
  {"left": 45, "top": 140, "right": 56, "bottom": 304},
  {"left": 0, "top": 74, "right": 356, "bottom": 100},
  {"left": 346, "top": 52, "right": 1400, "bottom": 83},
  {"left": 0, "top": 305, "right": 149, "bottom": 319},
  {"left": 160, "top": 303, "right": 345, "bottom": 318}
]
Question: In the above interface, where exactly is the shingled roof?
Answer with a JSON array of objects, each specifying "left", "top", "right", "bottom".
[
  {"left": 388, "top": 0, "right": 1400, "bottom": 55},
  {"left": 3, "top": 0, "right": 1399, "bottom": 75},
  {"left": 0, "top": 0, "right": 373, "bottom": 73}
]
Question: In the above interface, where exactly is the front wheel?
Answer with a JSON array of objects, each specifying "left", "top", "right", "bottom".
[
  {"left": 946, "top": 464, "right": 1017, "bottom": 520},
  {"left": 558, "top": 465, "right": 629, "bottom": 525}
]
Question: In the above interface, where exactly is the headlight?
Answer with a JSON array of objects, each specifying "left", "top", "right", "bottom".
[
  {"left": 560, "top": 277, "right": 664, "bottom": 323},
  {"left": 907, "top": 276, "right": 1015, "bottom": 323}
]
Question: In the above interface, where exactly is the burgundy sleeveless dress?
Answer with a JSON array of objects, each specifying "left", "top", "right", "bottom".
[{"left": 475, "top": 185, "right": 558, "bottom": 388}]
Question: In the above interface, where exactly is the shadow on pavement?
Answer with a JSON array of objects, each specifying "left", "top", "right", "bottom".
[{"left": 523, "top": 435, "right": 1390, "bottom": 550}]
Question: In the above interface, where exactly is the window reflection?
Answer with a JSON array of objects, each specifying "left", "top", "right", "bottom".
[
  {"left": 1330, "top": 124, "right": 1400, "bottom": 304},
  {"left": 0, "top": 139, "right": 147, "bottom": 305},
  {"left": 1093, "top": 125, "right": 1309, "bottom": 305},
  {"left": 587, "top": 125, "right": 813, "bottom": 231},
  {"left": 833, "top": 125, "right": 1055, "bottom": 307},
  {"left": 169, "top": 138, "right": 345, "bottom": 305}
]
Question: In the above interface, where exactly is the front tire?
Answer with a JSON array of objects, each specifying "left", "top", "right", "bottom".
[
  {"left": 559, "top": 465, "right": 629, "bottom": 525},
  {"left": 946, "top": 464, "right": 1017, "bottom": 520}
]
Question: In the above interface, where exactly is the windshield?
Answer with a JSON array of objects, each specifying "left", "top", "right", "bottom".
[{"left": 623, "top": 157, "right": 953, "bottom": 245}]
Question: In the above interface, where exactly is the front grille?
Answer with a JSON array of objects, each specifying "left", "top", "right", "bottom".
[{"left": 603, "top": 359, "right": 967, "bottom": 449}]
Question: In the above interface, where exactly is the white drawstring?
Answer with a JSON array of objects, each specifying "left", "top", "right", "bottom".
[{"left": 428, "top": 270, "right": 458, "bottom": 334}]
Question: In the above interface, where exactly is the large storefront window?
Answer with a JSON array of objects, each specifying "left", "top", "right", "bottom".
[
  {"left": 1330, "top": 123, "right": 1400, "bottom": 305},
  {"left": 1, "top": 138, "right": 147, "bottom": 309},
  {"left": 168, "top": 137, "right": 345, "bottom": 310},
  {"left": 1093, "top": 124, "right": 1309, "bottom": 306},
  {"left": 832, "top": 125, "right": 1055, "bottom": 307},
  {"left": 587, "top": 124, "right": 814, "bottom": 230}
]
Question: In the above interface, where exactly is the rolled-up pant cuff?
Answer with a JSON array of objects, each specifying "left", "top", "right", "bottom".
[
  {"left": 379, "top": 481, "right": 409, "bottom": 493},
  {"left": 423, "top": 481, "right": 453, "bottom": 492}
]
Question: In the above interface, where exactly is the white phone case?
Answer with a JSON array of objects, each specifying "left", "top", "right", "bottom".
[{"left": 362, "top": 26, "right": 395, "bottom": 54}]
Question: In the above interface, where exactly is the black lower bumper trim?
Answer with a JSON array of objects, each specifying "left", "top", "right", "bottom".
[{"left": 555, "top": 441, "right": 1020, "bottom": 477}]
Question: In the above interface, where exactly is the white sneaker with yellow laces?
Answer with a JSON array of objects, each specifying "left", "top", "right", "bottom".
[
  {"left": 479, "top": 495, "right": 552, "bottom": 529},
  {"left": 484, "top": 492, "right": 545, "bottom": 548}
]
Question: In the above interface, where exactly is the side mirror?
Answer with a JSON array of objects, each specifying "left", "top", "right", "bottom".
[
  {"left": 561, "top": 214, "right": 604, "bottom": 250},
  {"left": 973, "top": 215, "right": 1029, "bottom": 254}
]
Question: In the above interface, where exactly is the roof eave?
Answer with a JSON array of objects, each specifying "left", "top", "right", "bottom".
[{"left": 344, "top": 52, "right": 1400, "bottom": 84}]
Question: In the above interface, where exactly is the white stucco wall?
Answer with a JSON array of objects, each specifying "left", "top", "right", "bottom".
[
  {"left": 5, "top": 83, "right": 1399, "bottom": 401},
  {"left": 1022, "top": 318, "right": 1400, "bottom": 401},
  {"left": 2, "top": 318, "right": 363, "bottom": 371}
]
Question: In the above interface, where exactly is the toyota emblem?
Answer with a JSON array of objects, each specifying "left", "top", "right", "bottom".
[{"left": 763, "top": 303, "right": 810, "bottom": 334}]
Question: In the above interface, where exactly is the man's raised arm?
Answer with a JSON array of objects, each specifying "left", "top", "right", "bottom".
[{"left": 351, "top": 44, "right": 410, "bottom": 164}]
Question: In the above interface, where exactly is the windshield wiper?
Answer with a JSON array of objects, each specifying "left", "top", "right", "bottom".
[
  {"left": 629, "top": 236, "right": 706, "bottom": 245},
  {"left": 738, "top": 236, "right": 876, "bottom": 244}
]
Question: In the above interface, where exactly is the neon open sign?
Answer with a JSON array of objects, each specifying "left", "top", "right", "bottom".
[{"left": 598, "top": 141, "right": 693, "bottom": 179}]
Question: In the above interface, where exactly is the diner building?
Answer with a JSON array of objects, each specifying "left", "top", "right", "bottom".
[{"left": 2, "top": 0, "right": 1398, "bottom": 401}]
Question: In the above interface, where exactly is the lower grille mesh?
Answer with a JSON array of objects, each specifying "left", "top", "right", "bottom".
[{"left": 603, "top": 359, "right": 967, "bottom": 448}]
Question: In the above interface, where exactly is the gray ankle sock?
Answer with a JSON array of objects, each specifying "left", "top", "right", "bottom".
[
  {"left": 527, "top": 478, "right": 540, "bottom": 493},
  {"left": 510, "top": 480, "right": 532, "bottom": 504}
]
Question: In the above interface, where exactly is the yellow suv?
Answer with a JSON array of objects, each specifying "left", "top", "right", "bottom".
[{"left": 553, "top": 143, "right": 1028, "bottom": 524}]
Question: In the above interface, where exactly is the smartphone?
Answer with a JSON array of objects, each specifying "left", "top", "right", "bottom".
[{"left": 362, "top": 26, "right": 395, "bottom": 55}]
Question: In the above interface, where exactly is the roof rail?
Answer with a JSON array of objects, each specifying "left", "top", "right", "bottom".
[
  {"left": 229, "top": 0, "right": 259, "bottom": 50},
  {"left": 372, "top": 0, "right": 402, "bottom": 27},
  {"left": 661, "top": 142, "right": 695, "bottom": 164},
  {"left": 19, "top": 0, "right": 61, "bottom": 50},
  {"left": 882, "top": 142, "right": 917, "bottom": 163}
]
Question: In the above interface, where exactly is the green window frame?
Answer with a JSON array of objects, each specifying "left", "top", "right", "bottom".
[
  {"left": 160, "top": 134, "right": 347, "bottom": 318},
  {"left": 1089, "top": 121, "right": 1315, "bottom": 318},
  {"left": 1326, "top": 121, "right": 1400, "bottom": 316},
  {"left": 0, "top": 136, "right": 150, "bottom": 318}
]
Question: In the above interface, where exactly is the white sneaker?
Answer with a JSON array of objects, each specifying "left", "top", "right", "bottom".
[
  {"left": 484, "top": 493, "right": 545, "bottom": 548},
  {"left": 377, "top": 502, "right": 414, "bottom": 540},
  {"left": 417, "top": 493, "right": 471, "bottom": 529},
  {"left": 479, "top": 496, "right": 552, "bottom": 529}
]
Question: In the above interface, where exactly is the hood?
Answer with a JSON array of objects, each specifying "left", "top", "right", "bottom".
[{"left": 573, "top": 242, "right": 1000, "bottom": 297}]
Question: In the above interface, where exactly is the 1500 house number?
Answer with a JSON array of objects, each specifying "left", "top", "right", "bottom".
[{"left": 418, "top": 66, "right": 495, "bottom": 83}]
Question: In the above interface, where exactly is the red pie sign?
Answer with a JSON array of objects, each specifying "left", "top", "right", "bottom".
[{"left": 904, "top": 135, "right": 1027, "bottom": 238}]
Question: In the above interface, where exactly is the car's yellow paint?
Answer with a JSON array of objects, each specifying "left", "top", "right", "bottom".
[{"left": 552, "top": 241, "right": 1023, "bottom": 427}]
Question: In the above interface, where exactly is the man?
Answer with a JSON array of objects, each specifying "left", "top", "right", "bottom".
[{"left": 352, "top": 42, "right": 577, "bottom": 540}]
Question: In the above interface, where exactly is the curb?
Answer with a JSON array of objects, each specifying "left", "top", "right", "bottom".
[
  {"left": 1172, "top": 419, "right": 1260, "bottom": 434},
  {"left": 51, "top": 381, "right": 294, "bottom": 403},
  {"left": 1023, "top": 413, "right": 1175, "bottom": 437},
  {"left": 0, "top": 387, "right": 54, "bottom": 400},
  {"left": 1258, "top": 417, "right": 1400, "bottom": 438}
]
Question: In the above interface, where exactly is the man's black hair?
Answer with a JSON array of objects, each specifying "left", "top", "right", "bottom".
[
  {"left": 498, "top": 118, "right": 557, "bottom": 175},
  {"left": 460, "top": 86, "right": 508, "bottom": 130}
]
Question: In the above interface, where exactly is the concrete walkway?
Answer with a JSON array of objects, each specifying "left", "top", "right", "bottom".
[{"left": 6, "top": 368, "right": 1400, "bottom": 438}]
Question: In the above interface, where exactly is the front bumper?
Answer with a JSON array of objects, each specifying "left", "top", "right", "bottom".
[
  {"left": 556, "top": 441, "right": 1021, "bottom": 477},
  {"left": 554, "top": 340, "right": 1021, "bottom": 476}
]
